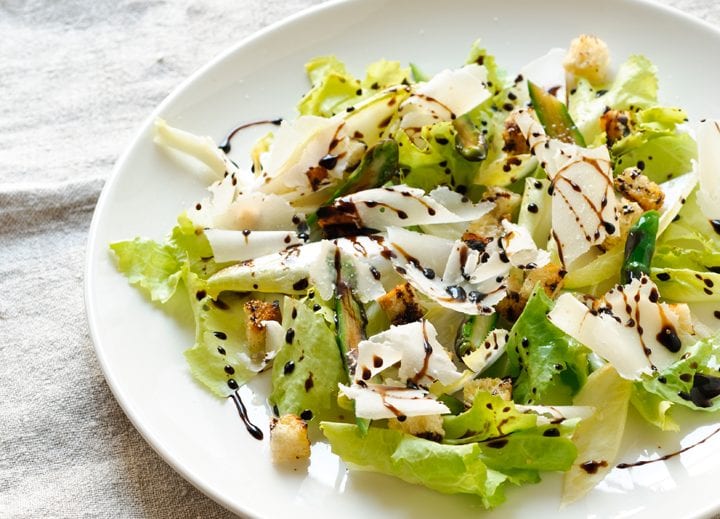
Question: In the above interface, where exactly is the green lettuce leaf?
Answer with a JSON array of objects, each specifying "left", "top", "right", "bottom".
[
  {"left": 110, "top": 237, "right": 183, "bottom": 303},
  {"left": 184, "top": 284, "right": 261, "bottom": 397},
  {"left": 110, "top": 213, "right": 226, "bottom": 302},
  {"left": 443, "top": 391, "right": 537, "bottom": 444},
  {"left": 505, "top": 286, "right": 589, "bottom": 404},
  {"left": 612, "top": 132, "right": 696, "bottom": 184},
  {"left": 570, "top": 55, "right": 658, "bottom": 143},
  {"left": 298, "top": 56, "right": 410, "bottom": 117},
  {"left": 397, "top": 121, "right": 483, "bottom": 194},
  {"left": 630, "top": 383, "right": 678, "bottom": 431},
  {"left": 270, "top": 298, "right": 347, "bottom": 421},
  {"left": 652, "top": 190, "right": 720, "bottom": 301},
  {"left": 321, "top": 417, "right": 576, "bottom": 509},
  {"left": 321, "top": 422, "right": 509, "bottom": 508},
  {"left": 635, "top": 332, "right": 720, "bottom": 414}
]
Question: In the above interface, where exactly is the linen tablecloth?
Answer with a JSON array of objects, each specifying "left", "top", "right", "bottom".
[{"left": 1, "top": 1, "right": 718, "bottom": 517}]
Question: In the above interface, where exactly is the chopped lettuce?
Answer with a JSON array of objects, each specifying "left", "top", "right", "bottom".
[
  {"left": 612, "top": 132, "right": 696, "bottom": 184},
  {"left": 397, "top": 121, "right": 482, "bottom": 194},
  {"left": 270, "top": 298, "right": 347, "bottom": 421},
  {"left": 321, "top": 420, "right": 576, "bottom": 509},
  {"left": 562, "top": 365, "right": 631, "bottom": 504},
  {"left": 298, "top": 56, "right": 410, "bottom": 117},
  {"left": 110, "top": 213, "right": 225, "bottom": 302},
  {"left": 443, "top": 391, "right": 537, "bottom": 444},
  {"left": 653, "top": 189, "right": 720, "bottom": 301},
  {"left": 505, "top": 287, "right": 589, "bottom": 404},
  {"left": 570, "top": 55, "right": 658, "bottom": 143},
  {"left": 635, "top": 332, "right": 720, "bottom": 414},
  {"left": 184, "top": 286, "right": 260, "bottom": 397}
]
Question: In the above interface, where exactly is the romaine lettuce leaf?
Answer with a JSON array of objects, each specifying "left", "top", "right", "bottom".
[
  {"left": 505, "top": 286, "right": 589, "bottom": 404},
  {"left": 270, "top": 298, "right": 347, "bottom": 421},
  {"left": 612, "top": 132, "right": 696, "bottom": 184},
  {"left": 110, "top": 237, "right": 183, "bottom": 303},
  {"left": 397, "top": 121, "right": 482, "bottom": 194},
  {"left": 443, "top": 391, "right": 537, "bottom": 444},
  {"left": 321, "top": 421, "right": 575, "bottom": 509},
  {"left": 653, "top": 189, "right": 720, "bottom": 301},
  {"left": 298, "top": 56, "right": 410, "bottom": 117},
  {"left": 562, "top": 365, "right": 632, "bottom": 504},
  {"left": 570, "top": 55, "right": 658, "bottom": 143},
  {"left": 184, "top": 284, "right": 260, "bottom": 397},
  {"left": 110, "top": 213, "right": 225, "bottom": 302},
  {"left": 635, "top": 332, "right": 720, "bottom": 413}
]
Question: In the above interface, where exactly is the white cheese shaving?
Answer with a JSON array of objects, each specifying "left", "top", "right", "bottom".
[
  {"left": 205, "top": 229, "right": 303, "bottom": 263},
  {"left": 339, "top": 384, "right": 451, "bottom": 420},
  {"left": 519, "top": 47, "right": 567, "bottom": 102},
  {"left": 548, "top": 275, "right": 694, "bottom": 379},
  {"left": 657, "top": 172, "right": 698, "bottom": 234},
  {"left": 462, "top": 328, "right": 509, "bottom": 373},
  {"left": 387, "top": 223, "right": 549, "bottom": 315},
  {"left": 510, "top": 109, "right": 619, "bottom": 269},
  {"left": 695, "top": 119, "right": 720, "bottom": 220},
  {"left": 354, "top": 320, "right": 462, "bottom": 387}
]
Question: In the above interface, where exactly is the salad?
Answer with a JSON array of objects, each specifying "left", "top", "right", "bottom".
[{"left": 110, "top": 34, "right": 720, "bottom": 509}]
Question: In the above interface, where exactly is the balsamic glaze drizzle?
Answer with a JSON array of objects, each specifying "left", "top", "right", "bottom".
[
  {"left": 218, "top": 118, "right": 283, "bottom": 154},
  {"left": 229, "top": 390, "right": 264, "bottom": 440}
]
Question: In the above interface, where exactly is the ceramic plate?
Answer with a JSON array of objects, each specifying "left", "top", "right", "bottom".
[{"left": 86, "top": 0, "right": 720, "bottom": 517}]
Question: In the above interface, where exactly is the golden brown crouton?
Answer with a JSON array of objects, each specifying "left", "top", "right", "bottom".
[
  {"left": 599, "top": 198, "right": 643, "bottom": 252},
  {"left": 600, "top": 109, "right": 633, "bottom": 146},
  {"left": 378, "top": 283, "right": 423, "bottom": 325},
  {"left": 463, "top": 378, "right": 513, "bottom": 407},
  {"left": 466, "top": 187, "right": 522, "bottom": 238},
  {"left": 502, "top": 119, "right": 530, "bottom": 155},
  {"left": 614, "top": 167, "right": 665, "bottom": 211},
  {"left": 520, "top": 263, "right": 566, "bottom": 301},
  {"left": 270, "top": 414, "right": 311, "bottom": 463},
  {"left": 244, "top": 299, "right": 282, "bottom": 363},
  {"left": 563, "top": 34, "right": 611, "bottom": 86},
  {"left": 388, "top": 414, "right": 445, "bottom": 442}
]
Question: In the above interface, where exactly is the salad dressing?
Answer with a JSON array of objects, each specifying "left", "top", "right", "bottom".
[
  {"left": 218, "top": 118, "right": 283, "bottom": 154},
  {"left": 617, "top": 425, "right": 720, "bottom": 469},
  {"left": 229, "top": 390, "right": 264, "bottom": 440}
]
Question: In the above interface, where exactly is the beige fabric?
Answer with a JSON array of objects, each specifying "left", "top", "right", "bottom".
[{"left": 0, "top": 0, "right": 716, "bottom": 517}]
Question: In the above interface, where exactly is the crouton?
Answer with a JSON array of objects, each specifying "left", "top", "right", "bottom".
[
  {"left": 502, "top": 119, "right": 530, "bottom": 155},
  {"left": 614, "top": 167, "right": 665, "bottom": 211},
  {"left": 388, "top": 414, "right": 445, "bottom": 442},
  {"left": 463, "top": 378, "right": 513, "bottom": 407},
  {"left": 600, "top": 109, "right": 633, "bottom": 146},
  {"left": 521, "top": 263, "right": 566, "bottom": 300},
  {"left": 244, "top": 299, "right": 281, "bottom": 363},
  {"left": 494, "top": 268, "right": 525, "bottom": 323},
  {"left": 599, "top": 197, "right": 643, "bottom": 251},
  {"left": 270, "top": 414, "right": 311, "bottom": 463},
  {"left": 466, "top": 187, "right": 522, "bottom": 238},
  {"left": 564, "top": 35, "right": 611, "bottom": 86},
  {"left": 378, "top": 283, "right": 423, "bottom": 325}
]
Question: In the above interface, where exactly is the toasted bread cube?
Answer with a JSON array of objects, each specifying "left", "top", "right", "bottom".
[
  {"left": 564, "top": 35, "right": 610, "bottom": 86},
  {"left": 502, "top": 119, "right": 530, "bottom": 155},
  {"left": 600, "top": 198, "right": 643, "bottom": 251},
  {"left": 463, "top": 378, "right": 513, "bottom": 407},
  {"left": 388, "top": 414, "right": 445, "bottom": 442},
  {"left": 270, "top": 414, "right": 311, "bottom": 463},
  {"left": 378, "top": 283, "right": 423, "bottom": 325},
  {"left": 600, "top": 109, "right": 633, "bottom": 146},
  {"left": 244, "top": 299, "right": 281, "bottom": 363},
  {"left": 521, "top": 263, "right": 565, "bottom": 300},
  {"left": 614, "top": 167, "right": 665, "bottom": 211}
]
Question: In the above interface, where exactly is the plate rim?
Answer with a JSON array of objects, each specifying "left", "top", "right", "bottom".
[{"left": 84, "top": 0, "right": 720, "bottom": 517}]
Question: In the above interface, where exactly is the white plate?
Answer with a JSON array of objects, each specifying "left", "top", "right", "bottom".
[{"left": 86, "top": 0, "right": 720, "bottom": 517}]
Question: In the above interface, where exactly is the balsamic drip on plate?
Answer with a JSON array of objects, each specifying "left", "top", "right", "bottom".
[
  {"left": 617, "top": 425, "right": 720, "bottom": 469},
  {"left": 218, "top": 118, "right": 283, "bottom": 154},
  {"left": 229, "top": 390, "right": 264, "bottom": 440}
]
